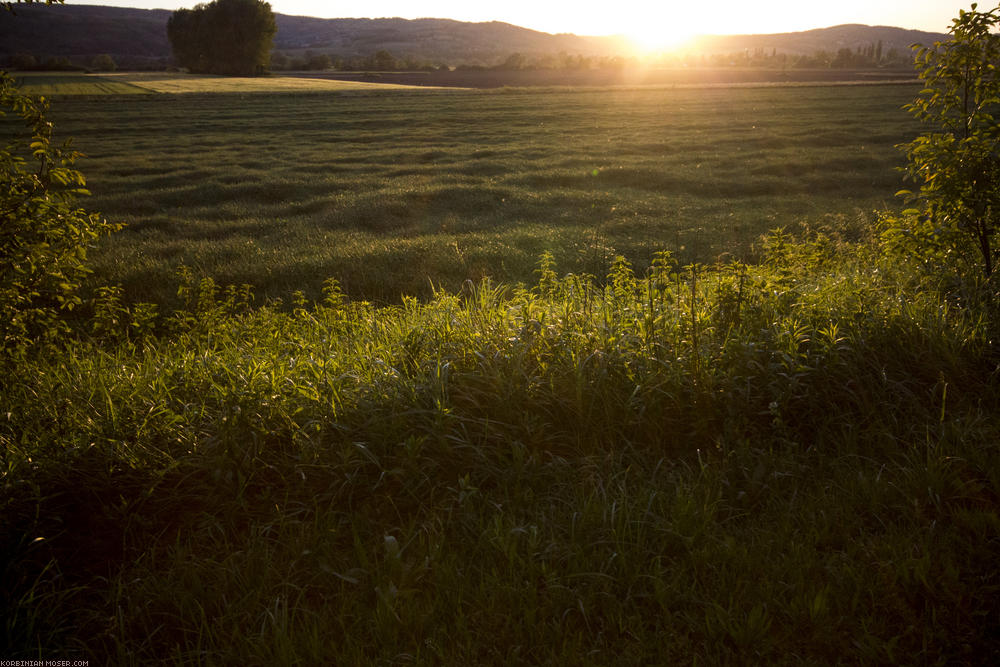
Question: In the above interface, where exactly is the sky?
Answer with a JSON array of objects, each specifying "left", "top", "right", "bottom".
[{"left": 74, "top": 1, "right": 967, "bottom": 47}]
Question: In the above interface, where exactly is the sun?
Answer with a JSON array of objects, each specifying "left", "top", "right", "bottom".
[
  {"left": 626, "top": 25, "right": 697, "bottom": 53},
  {"left": 619, "top": 7, "right": 700, "bottom": 53}
]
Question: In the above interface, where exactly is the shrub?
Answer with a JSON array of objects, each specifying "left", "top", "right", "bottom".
[
  {"left": 0, "top": 72, "right": 120, "bottom": 352},
  {"left": 897, "top": 3, "right": 1000, "bottom": 278}
]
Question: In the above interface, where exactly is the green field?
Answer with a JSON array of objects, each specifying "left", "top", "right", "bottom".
[
  {"left": 5, "top": 80, "right": 999, "bottom": 663},
  {"left": 41, "top": 83, "right": 919, "bottom": 304}
]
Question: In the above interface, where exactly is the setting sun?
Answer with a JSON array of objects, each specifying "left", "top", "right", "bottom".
[{"left": 620, "top": 6, "right": 700, "bottom": 53}]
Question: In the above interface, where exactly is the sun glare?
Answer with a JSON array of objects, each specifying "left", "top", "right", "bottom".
[{"left": 621, "top": 7, "right": 700, "bottom": 53}]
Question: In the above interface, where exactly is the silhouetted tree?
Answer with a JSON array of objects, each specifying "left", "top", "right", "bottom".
[
  {"left": 167, "top": 0, "right": 276, "bottom": 76},
  {"left": 371, "top": 50, "right": 397, "bottom": 71},
  {"left": 90, "top": 53, "right": 116, "bottom": 71}
]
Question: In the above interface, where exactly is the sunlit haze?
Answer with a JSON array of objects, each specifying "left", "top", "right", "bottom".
[{"left": 71, "top": 1, "right": 962, "bottom": 49}]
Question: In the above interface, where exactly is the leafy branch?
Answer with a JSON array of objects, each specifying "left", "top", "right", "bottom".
[
  {"left": 0, "top": 73, "right": 121, "bottom": 351},
  {"left": 897, "top": 3, "right": 1000, "bottom": 278}
]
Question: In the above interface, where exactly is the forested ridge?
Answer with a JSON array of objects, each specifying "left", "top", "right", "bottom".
[{"left": 0, "top": 3, "right": 946, "bottom": 68}]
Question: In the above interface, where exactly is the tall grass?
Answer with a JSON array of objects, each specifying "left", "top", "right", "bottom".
[{"left": 3, "top": 226, "right": 998, "bottom": 663}]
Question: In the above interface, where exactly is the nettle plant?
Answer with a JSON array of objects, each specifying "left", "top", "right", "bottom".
[
  {"left": 897, "top": 3, "right": 1000, "bottom": 278},
  {"left": 0, "top": 72, "right": 120, "bottom": 351}
]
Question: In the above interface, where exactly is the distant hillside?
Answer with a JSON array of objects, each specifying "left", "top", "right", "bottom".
[
  {"left": 271, "top": 15, "right": 630, "bottom": 64},
  {"left": 0, "top": 4, "right": 628, "bottom": 67},
  {"left": 0, "top": 4, "right": 948, "bottom": 69},
  {"left": 0, "top": 4, "right": 172, "bottom": 65},
  {"left": 685, "top": 24, "right": 949, "bottom": 57}
]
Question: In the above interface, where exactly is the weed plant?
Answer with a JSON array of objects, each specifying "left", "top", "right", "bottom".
[{"left": 3, "top": 225, "right": 998, "bottom": 663}]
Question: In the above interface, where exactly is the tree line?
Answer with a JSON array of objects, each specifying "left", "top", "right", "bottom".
[
  {"left": 273, "top": 45, "right": 912, "bottom": 75},
  {"left": 268, "top": 49, "right": 448, "bottom": 73},
  {"left": 653, "top": 44, "right": 913, "bottom": 70},
  {"left": 5, "top": 52, "right": 119, "bottom": 71}
]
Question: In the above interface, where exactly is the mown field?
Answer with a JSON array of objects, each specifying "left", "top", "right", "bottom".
[
  {"left": 38, "top": 82, "right": 920, "bottom": 305},
  {"left": 10, "top": 71, "right": 427, "bottom": 96},
  {"left": 4, "top": 79, "right": 999, "bottom": 664},
  {"left": 310, "top": 66, "right": 917, "bottom": 89}
]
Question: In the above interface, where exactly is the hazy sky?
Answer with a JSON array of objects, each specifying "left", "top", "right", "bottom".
[{"left": 74, "top": 1, "right": 965, "bottom": 40}]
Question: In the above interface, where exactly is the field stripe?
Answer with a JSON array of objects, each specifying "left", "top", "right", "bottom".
[{"left": 109, "top": 73, "right": 441, "bottom": 94}]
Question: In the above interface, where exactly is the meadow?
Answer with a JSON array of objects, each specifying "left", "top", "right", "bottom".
[
  {"left": 10, "top": 71, "right": 428, "bottom": 96},
  {"left": 311, "top": 66, "right": 917, "bottom": 89},
  {"left": 3, "top": 79, "right": 999, "bottom": 663},
  {"left": 36, "top": 82, "right": 920, "bottom": 305}
]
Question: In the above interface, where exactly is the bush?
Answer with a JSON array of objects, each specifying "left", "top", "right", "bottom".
[
  {"left": 0, "top": 72, "right": 120, "bottom": 352},
  {"left": 897, "top": 3, "right": 1000, "bottom": 278}
]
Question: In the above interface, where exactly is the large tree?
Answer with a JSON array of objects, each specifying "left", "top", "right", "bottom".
[{"left": 167, "top": 0, "right": 276, "bottom": 76}]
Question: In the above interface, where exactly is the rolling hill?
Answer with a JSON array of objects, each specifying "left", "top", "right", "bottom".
[
  {"left": 684, "top": 23, "right": 949, "bottom": 57},
  {"left": 0, "top": 3, "right": 948, "bottom": 69}
]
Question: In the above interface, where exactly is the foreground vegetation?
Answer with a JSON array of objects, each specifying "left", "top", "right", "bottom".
[{"left": 3, "top": 225, "right": 999, "bottom": 662}]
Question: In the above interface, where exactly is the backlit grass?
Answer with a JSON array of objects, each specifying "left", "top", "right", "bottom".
[{"left": 2, "top": 230, "right": 998, "bottom": 662}]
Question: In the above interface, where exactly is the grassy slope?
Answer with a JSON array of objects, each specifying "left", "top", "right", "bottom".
[
  {"left": 38, "top": 83, "right": 918, "bottom": 305},
  {"left": 2, "top": 235, "right": 999, "bottom": 663}
]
